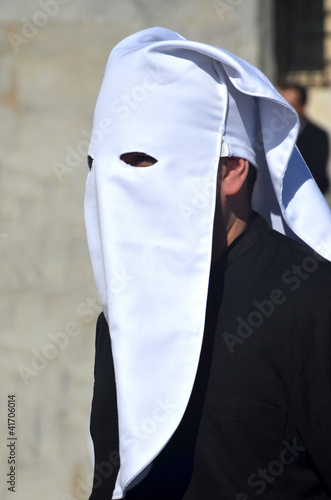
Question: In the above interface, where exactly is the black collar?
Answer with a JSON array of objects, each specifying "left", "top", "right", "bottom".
[{"left": 219, "top": 212, "right": 272, "bottom": 269}]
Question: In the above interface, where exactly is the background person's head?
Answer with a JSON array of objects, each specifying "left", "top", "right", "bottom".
[{"left": 279, "top": 85, "right": 307, "bottom": 120}]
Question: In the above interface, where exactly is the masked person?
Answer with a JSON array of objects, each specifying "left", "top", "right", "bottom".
[{"left": 84, "top": 28, "right": 331, "bottom": 500}]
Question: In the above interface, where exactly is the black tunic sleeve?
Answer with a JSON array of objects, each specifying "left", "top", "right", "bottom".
[{"left": 89, "top": 312, "right": 120, "bottom": 500}]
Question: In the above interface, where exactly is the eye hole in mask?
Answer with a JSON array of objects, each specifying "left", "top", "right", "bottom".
[
  {"left": 87, "top": 155, "right": 94, "bottom": 171},
  {"left": 120, "top": 152, "right": 158, "bottom": 168}
]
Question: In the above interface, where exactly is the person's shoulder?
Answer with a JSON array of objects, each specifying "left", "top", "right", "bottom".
[
  {"left": 263, "top": 229, "right": 331, "bottom": 318},
  {"left": 268, "top": 226, "right": 331, "bottom": 283},
  {"left": 269, "top": 224, "right": 326, "bottom": 258},
  {"left": 304, "top": 117, "right": 328, "bottom": 138}
]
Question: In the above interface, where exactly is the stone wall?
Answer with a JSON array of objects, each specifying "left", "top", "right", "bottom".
[{"left": 0, "top": 1, "right": 284, "bottom": 499}]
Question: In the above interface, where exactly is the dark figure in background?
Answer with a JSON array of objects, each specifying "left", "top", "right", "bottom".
[{"left": 280, "top": 85, "right": 330, "bottom": 194}]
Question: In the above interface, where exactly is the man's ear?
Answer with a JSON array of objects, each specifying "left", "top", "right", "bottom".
[{"left": 219, "top": 157, "right": 250, "bottom": 197}]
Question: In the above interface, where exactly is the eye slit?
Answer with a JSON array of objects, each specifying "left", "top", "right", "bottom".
[
  {"left": 120, "top": 152, "right": 158, "bottom": 168},
  {"left": 87, "top": 155, "right": 94, "bottom": 171}
]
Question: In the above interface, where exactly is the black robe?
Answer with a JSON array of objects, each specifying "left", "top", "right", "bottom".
[{"left": 89, "top": 213, "right": 331, "bottom": 499}]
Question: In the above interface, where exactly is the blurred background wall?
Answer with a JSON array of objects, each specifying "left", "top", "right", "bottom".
[{"left": 0, "top": 1, "right": 330, "bottom": 499}]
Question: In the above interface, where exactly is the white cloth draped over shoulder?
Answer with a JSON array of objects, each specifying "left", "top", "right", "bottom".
[{"left": 84, "top": 27, "right": 331, "bottom": 499}]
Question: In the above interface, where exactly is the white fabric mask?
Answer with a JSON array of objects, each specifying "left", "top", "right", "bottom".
[{"left": 85, "top": 27, "right": 331, "bottom": 499}]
